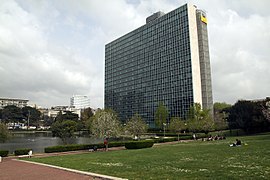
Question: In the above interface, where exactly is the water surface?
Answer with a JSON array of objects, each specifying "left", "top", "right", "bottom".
[{"left": 0, "top": 131, "right": 102, "bottom": 153}]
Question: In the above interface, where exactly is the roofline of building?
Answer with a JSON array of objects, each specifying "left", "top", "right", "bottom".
[{"left": 0, "top": 97, "right": 29, "bottom": 101}]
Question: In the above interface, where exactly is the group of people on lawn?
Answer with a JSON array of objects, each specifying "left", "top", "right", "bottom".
[{"left": 201, "top": 135, "right": 226, "bottom": 141}]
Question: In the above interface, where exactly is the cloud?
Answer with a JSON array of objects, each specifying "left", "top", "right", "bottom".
[
  {"left": 0, "top": 0, "right": 269, "bottom": 109},
  {"left": 0, "top": 0, "right": 98, "bottom": 108},
  {"left": 209, "top": 6, "right": 270, "bottom": 103}
]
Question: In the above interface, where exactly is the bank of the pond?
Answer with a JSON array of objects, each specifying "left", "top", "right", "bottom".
[{"left": 0, "top": 131, "right": 103, "bottom": 153}]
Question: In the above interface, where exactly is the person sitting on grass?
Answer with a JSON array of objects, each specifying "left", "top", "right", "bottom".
[{"left": 230, "top": 139, "right": 241, "bottom": 147}]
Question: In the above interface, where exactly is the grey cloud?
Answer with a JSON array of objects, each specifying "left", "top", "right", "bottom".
[{"left": 0, "top": 0, "right": 269, "bottom": 109}]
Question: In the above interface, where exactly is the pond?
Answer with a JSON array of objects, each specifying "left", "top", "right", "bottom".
[{"left": 0, "top": 131, "right": 103, "bottom": 153}]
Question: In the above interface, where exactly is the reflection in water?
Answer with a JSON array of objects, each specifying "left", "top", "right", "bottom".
[{"left": 0, "top": 132, "right": 102, "bottom": 153}]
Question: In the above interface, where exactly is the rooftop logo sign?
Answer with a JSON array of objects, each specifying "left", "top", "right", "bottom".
[{"left": 200, "top": 15, "right": 207, "bottom": 24}]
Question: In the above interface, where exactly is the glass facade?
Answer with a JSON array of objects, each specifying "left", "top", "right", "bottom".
[{"left": 105, "top": 4, "right": 213, "bottom": 126}]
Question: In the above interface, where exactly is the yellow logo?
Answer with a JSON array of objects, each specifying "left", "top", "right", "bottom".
[{"left": 201, "top": 15, "right": 207, "bottom": 24}]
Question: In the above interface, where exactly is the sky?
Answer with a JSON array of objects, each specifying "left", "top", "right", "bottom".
[{"left": 0, "top": 0, "right": 269, "bottom": 108}]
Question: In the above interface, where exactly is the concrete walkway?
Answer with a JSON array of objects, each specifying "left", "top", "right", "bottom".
[{"left": 0, "top": 157, "right": 98, "bottom": 180}]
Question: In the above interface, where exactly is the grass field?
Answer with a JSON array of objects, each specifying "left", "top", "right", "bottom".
[{"left": 28, "top": 133, "right": 270, "bottom": 179}]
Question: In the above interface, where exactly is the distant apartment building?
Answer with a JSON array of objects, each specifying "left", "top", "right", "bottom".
[
  {"left": 70, "top": 95, "right": 90, "bottom": 109},
  {"left": 105, "top": 4, "right": 213, "bottom": 125},
  {"left": 41, "top": 106, "right": 82, "bottom": 119},
  {"left": 0, "top": 97, "right": 29, "bottom": 109}
]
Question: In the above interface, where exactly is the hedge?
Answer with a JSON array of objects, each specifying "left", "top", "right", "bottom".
[
  {"left": 44, "top": 134, "right": 209, "bottom": 153},
  {"left": 125, "top": 140, "right": 154, "bottom": 149},
  {"left": 0, "top": 150, "right": 9, "bottom": 157},
  {"left": 45, "top": 143, "right": 101, "bottom": 153},
  {"left": 44, "top": 141, "right": 129, "bottom": 153},
  {"left": 14, "top": 148, "right": 31, "bottom": 156},
  {"left": 108, "top": 141, "right": 126, "bottom": 148}
]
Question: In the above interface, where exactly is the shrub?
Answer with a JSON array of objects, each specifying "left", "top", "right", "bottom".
[
  {"left": 152, "top": 137, "right": 177, "bottom": 143},
  {"left": 0, "top": 150, "right": 9, "bottom": 157},
  {"left": 108, "top": 141, "right": 126, "bottom": 148},
  {"left": 45, "top": 141, "right": 127, "bottom": 153},
  {"left": 196, "top": 133, "right": 208, "bottom": 139},
  {"left": 155, "top": 133, "right": 180, "bottom": 137},
  {"left": 125, "top": 140, "right": 154, "bottom": 149},
  {"left": 14, "top": 148, "right": 31, "bottom": 156},
  {"left": 44, "top": 143, "right": 105, "bottom": 153}
]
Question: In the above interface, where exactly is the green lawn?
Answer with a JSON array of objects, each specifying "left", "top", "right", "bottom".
[{"left": 28, "top": 134, "right": 270, "bottom": 179}]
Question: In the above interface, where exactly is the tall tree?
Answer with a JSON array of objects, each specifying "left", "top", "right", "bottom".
[
  {"left": 22, "top": 106, "right": 41, "bottom": 127},
  {"left": 125, "top": 113, "right": 148, "bottom": 140},
  {"left": 51, "top": 111, "right": 79, "bottom": 144},
  {"left": 169, "top": 117, "right": 186, "bottom": 141},
  {"left": 187, "top": 103, "right": 214, "bottom": 134},
  {"left": 55, "top": 111, "right": 79, "bottom": 122},
  {"left": 0, "top": 123, "right": 10, "bottom": 143},
  {"left": 261, "top": 98, "right": 270, "bottom": 123},
  {"left": 154, "top": 102, "right": 169, "bottom": 129},
  {"left": 42, "top": 115, "right": 54, "bottom": 126},
  {"left": 0, "top": 109, "right": 2, "bottom": 121},
  {"left": 1, "top": 105, "right": 23, "bottom": 127},
  {"left": 199, "top": 108, "right": 215, "bottom": 134},
  {"left": 214, "top": 102, "right": 232, "bottom": 111},
  {"left": 62, "top": 111, "right": 79, "bottom": 121},
  {"left": 51, "top": 120, "right": 77, "bottom": 144},
  {"left": 90, "top": 109, "right": 121, "bottom": 138},
  {"left": 55, "top": 111, "right": 64, "bottom": 122},
  {"left": 213, "top": 102, "right": 231, "bottom": 130},
  {"left": 80, "top": 107, "right": 94, "bottom": 130},
  {"left": 228, "top": 100, "right": 269, "bottom": 133},
  {"left": 81, "top": 107, "right": 94, "bottom": 121}
]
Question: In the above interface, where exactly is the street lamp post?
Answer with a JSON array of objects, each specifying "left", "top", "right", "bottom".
[{"left": 27, "top": 110, "right": 30, "bottom": 130}]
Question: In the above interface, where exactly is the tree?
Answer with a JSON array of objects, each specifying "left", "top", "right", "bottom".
[
  {"left": 199, "top": 109, "right": 215, "bottom": 134},
  {"left": 169, "top": 117, "right": 186, "bottom": 141},
  {"left": 154, "top": 102, "right": 169, "bottom": 129},
  {"left": 187, "top": 103, "right": 202, "bottom": 133},
  {"left": 261, "top": 98, "right": 270, "bottom": 123},
  {"left": 0, "top": 123, "right": 10, "bottom": 143},
  {"left": 125, "top": 113, "right": 148, "bottom": 139},
  {"left": 90, "top": 109, "right": 121, "bottom": 138},
  {"left": 214, "top": 114, "right": 228, "bottom": 131},
  {"left": 55, "top": 111, "right": 79, "bottom": 122},
  {"left": 228, "top": 100, "right": 269, "bottom": 133},
  {"left": 1, "top": 105, "right": 23, "bottom": 128},
  {"left": 62, "top": 111, "right": 79, "bottom": 121},
  {"left": 80, "top": 107, "right": 94, "bottom": 130},
  {"left": 0, "top": 109, "right": 2, "bottom": 120},
  {"left": 214, "top": 102, "right": 230, "bottom": 131},
  {"left": 51, "top": 120, "right": 77, "bottom": 144},
  {"left": 22, "top": 106, "right": 41, "bottom": 127},
  {"left": 214, "top": 102, "right": 232, "bottom": 111},
  {"left": 42, "top": 115, "right": 54, "bottom": 126},
  {"left": 187, "top": 103, "right": 214, "bottom": 134},
  {"left": 81, "top": 107, "right": 94, "bottom": 121},
  {"left": 55, "top": 111, "right": 64, "bottom": 122}
]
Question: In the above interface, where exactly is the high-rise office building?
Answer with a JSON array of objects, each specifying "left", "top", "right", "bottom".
[
  {"left": 70, "top": 95, "right": 90, "bottom": 109},
  {"left": 105, "top": 4, "right": 213, "bottom": 125}
]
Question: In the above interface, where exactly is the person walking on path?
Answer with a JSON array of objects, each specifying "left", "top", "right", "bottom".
[{"left": 104, "top": 138, "right": 108, "bottom": 151}]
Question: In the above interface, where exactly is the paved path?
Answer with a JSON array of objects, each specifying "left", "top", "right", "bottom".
[{"left": 0, "top": 157, "right": 98, "bottom": 180}]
